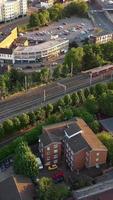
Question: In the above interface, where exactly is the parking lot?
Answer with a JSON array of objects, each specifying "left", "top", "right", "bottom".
[{"left": 23, "top": 16, "right": 94, "bottom": 43}]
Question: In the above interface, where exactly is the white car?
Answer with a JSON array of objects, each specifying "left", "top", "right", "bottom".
[{"left": 36, "top": 157, "right": 43, "bottom": 169}]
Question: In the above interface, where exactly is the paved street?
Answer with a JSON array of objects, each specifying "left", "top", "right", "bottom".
[
  {"left": 92, "top": 11, "right": 113, "bottom": 31},
  {"left": 0, "top": 74, "right": 112, "bottom": 122}
]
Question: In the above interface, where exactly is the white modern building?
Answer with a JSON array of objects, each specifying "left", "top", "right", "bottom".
[
  {"left": 0, "top": 38, "right": 69, "bottom": 64},
  {"left": 13, "top": 38, "right": 69, "bottom": 64},
  {"left": 0, "top": 0, "right": 27, "bottom": 22}
]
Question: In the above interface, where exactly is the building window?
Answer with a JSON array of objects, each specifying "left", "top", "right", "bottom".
[
  {"left": 47, "top": 156, "right": 50, "bottom": 161},
  {"left": 47, "top": 151, "right": 50, "bottom": 156},
  {"left": 54, "top": 154, "right": 58, "bottom": 159},
  {"left": 96, "top": 153, "right": 100, "bottom": 156},
  {"left": 47, "top": 147, "right": 50, "bottom": 151},
  {"left": 54, "top": 144, "right": 58, "bottom": 149},
  {"left": 54, "top": 149, "right": 58, "bottom": 153}
]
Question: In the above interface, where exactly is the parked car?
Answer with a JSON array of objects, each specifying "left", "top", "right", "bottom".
[
  {"left": 48, "top": 164, "right": 58, "bottom": 171},
  {"left": 52, "top": 171, "right": 64, "bottom": 183},
  {"left": 52, "top": 171, "right": 64, "bottom": 180}
]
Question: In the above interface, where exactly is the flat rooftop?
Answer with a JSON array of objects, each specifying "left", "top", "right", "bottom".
[
  {"left": 14, "top": 38, "right": 69, "bottom": 53},
  {"left": 82, "top": 64, "right": 113, "bottom": 74},
  {"left": 100, "top": 117, "right": 113, "bottom": 133},
  {"left": 73, "top": 179, "right": 113, "bottom": 200},
  {"left": 92, "top": 30, "right": 112, "bottom": 37}
]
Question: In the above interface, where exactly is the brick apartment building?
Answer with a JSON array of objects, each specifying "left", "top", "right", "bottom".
[{"left": 39, "top": 118, "right": 107, "bottom": 171}]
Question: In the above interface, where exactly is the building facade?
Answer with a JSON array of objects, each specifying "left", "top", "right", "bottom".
[
  {"left": 39, "top": 118, "right": 107, "bottom": 171},
  {"left": 90, "top": 31, "right": 113, "bottom": 44},
  {"left": 13, "top": 38, "right": 69, "bottom": 64},
  {"left": 0, "top": 0, "right": 27, "bottom": 22},
  {"left": 0, "top": 27, "right": 18, "bottom": 48}
]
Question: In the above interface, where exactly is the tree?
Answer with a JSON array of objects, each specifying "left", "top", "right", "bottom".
[
  {"left": 63, "top": 94, "right": 72, "bottom": 106},
  {"left": 49, "top": 3, "right": 64, "bottom": 21},
  {"left": 71, "top": 92, "right": 79, "bottom": 106},
  {"left": 90, "top": 120, "right": 100, "bottom": 133},
  {"left": 57, "top": 98, "right": 65, "bottom": 109},
  {"left": 28, "top": 112, "right": 36, "bottom": 125},
  {"left": 3, "top": 119, "right": 14, "bottom": 134},
  {"left": 39, "top": 12, "right": 47, "bottom": 26},
  {"left": 46, "top": 103, "right": 53, "bottom": 117},
  {"left": 98, "top": 92, "right": 113, "bottom": 116},
  {"left": 35, "top": 108, "right": 46, "bottom": 121},
  {"left": 74, "top": 108, "right": 94, "bottom": 125},
  {"left": 95, "top": 83, "right": 107, "bottom": 97},
  {"left": 83, "top": 44, "right": 103, "bottom": 70},
  {"left": 61, "top": 65, "right": 69, "bottom": 77},
  {"left": 38, "top": 177, "right": 70, "bottom": 200},
  {"left": 13, "top": 139, "right": 39, "bottom": 178},
  {"left": 29, "top": 13, "right": 40, "bottom": 27},
  {"left": 63, "top": 108, "right": 73, "bottom": 120},
  {"left": 13, "top": 117, "right": 21, "bottom": 131},
  {"left": 0, "top": 124, "right": 4, "bottom": 139},
  {"left": 64, "top": 47, "right": 84, "bottom": 73},
  {"left": 89, "top": 86, "right": 96, "bottom": 96},
  {"left": 98, "top": 132, "right": 113, "bottom": 163},
  {"left": 84, "top": 88, "right": 90, "bottom": 98},
  {"left": 40, "top": 68, "right": 51, "bottom": 83},
  {"left": 77, "top": 89, "right": 86, "bottom": 104},
  {"left": 19, "top": 113, "right": 30, "bottom": 128},
  {"left": 101, "top": 41, "right": 113, "bottom": 62},
  {"left": 0, "top": 75, "right": 7, "bottom": 98},
  {"left": 85, "top": 95, "right": 99, "bottom": 114},
  {"left": 53, "top": 64, "right": 62, "bottom": 79}
]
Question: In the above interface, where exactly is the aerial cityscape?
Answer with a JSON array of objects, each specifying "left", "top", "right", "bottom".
[{"left": 0, "top": 0, "right": 113, "bottom": 199}]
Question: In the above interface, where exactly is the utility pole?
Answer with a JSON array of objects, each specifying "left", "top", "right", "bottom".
[
  {"left": 25, "top": 75, "right": 27, "bottom": 91},
  {"left": 43, "top": 89, "right": 46, "bottom": 102},
  {"left": 89, "top": 73, "right": 92, "bottom": 86}
]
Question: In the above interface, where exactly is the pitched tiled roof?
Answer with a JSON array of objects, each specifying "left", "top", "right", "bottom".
[
  {"left": 65, "top": 133, "right": 90, "bottom": 153},
  {"left": 76, "top": 118, "right": 107, "bottom": 151},
  {"left": 65, "top": 123, "right": 81, "bottom": 137},
  {"left": 40, "top": 118, "right": 107, "bottom": 152}
]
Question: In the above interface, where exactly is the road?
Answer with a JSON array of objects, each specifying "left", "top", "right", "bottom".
[
  {"left": 0, "top": 16, "right": 29, "bottom": 30},
  {"left": 0, "top": 74, "right": 112, "bottom": 123},
  {"left": 90, "top": 2, "right": 113, "bottom": 31},
  {"left": 92, "top": 11, "right": 113, "bottom": 31}
]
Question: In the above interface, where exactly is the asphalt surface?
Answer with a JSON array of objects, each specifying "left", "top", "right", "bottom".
[
  {"left": 92, "top": 11, "right": 113, "bottom": 31},
  {"left": 0, "top": 74, "right": 112, "bottom": 123}
]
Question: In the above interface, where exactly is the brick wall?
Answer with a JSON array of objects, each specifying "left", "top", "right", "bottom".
[
  {"left": 88, "top": 150, "right": 107, "bottom": 167},
  {"left": 43, "top": 142, "right": 62, "bottom": 166},
  {"left": 73, "top": 149, "right": 87, "bottom": 170}
]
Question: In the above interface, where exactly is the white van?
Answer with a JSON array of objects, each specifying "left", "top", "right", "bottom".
[{"left": 36, "top": 157, "right": 43, "bottom": 169}]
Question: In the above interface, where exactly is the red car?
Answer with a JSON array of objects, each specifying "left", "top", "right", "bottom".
[{"left": 52, "top": 171, "right": 64, "bottom": 180}]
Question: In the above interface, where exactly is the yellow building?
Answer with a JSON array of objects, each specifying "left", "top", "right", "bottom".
[
  {"left": 14, "top": 37, "right": 29, "bottom": 47},
  {"left": 0, "top": 26, "right": 18, "bottom": 48}
]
